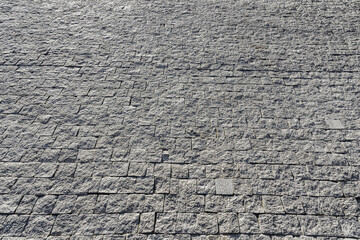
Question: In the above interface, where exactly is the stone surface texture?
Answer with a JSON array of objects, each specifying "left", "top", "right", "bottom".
[{"left": 0, "top": 0, "right": 360, "bottom": 239}]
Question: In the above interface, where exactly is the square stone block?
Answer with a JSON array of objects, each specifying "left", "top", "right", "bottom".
[{"left": 215, "top": 179, "right": 234, "bottom": 195}]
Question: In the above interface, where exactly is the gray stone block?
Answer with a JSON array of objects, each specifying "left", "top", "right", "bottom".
[
  {"left": 0, "top": 194, "right": 22, "bottom": 214},
  {"left": 215, "top": 179, "right": 234, "bottom": 195},
  {"left": 139, "top": 212, "right": 155, "bottom": 233},
  {"left": 325, "top": 119, "right": 345, "bottom": 129}
]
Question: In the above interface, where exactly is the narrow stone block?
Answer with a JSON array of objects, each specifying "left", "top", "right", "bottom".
[{"left": 325, "top": 119, "right": 345, "bottom": 129}]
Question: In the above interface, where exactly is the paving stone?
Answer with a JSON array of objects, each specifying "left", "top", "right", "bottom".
[
  {"left": 72, "top": 215, "right": 98, "bottom": 236},
  {"left": 176, "top": 213, "right": 198, "bottom": 234},
  {"left": 0, "top": 194, "right": 22, "bottom": 214},
  {"left": 217, "top": 213, "right": 240, "bottom": 234},
  {"left": 172, "top": 164, "right": 189, "bottom": 179},
  {"left": 197, "top": 179, "right": 216, "bottom": 195},
  {"left": 155, "top": 177, "right": 171, "bottom": 193},
  {"left": 33, "top": 195, "right": 57, "bottom": 214},
  {"left": 0, "top": 215, "right": 28, "bottom": 236},
  {"left": 258, "top": 214, "right": 302, "bottom": 235},
  {"left": 195, "top": 214, "right": 219, "bottom": 235},
  {"left": 299, "top": 216, "right": 343, "bottom": 237},
  {"left": 339, "top": 217, "right": 360, "bottom": 238},
  {"left": 23, "top": 215, "right": 55, "bottom": 237},
  {"left": 16, "top": 195, "right": 38, "bottom": 214},
  {"left": 215, "top": 179, "right": 234, "bottom": 195},
  {"left": 52, "top": 195, "right": 77, "bottom": 214},
  {"left": 128, "top": 163, "right": 148, "bottom": 177},
  {"left": 139, "top": 212, "right": 155, "bottom": 233},
  {"left": 325, "top": 119, "right": 345, "bottom": 129},
  {"left": 238, "top": 213, "right": 260, "bottom": 234},
  {"left": 51, "top": 214, "right": 77, "bottom": 236},
  {"left": 155, "top": 213, "right": 177, "bottom": 234},
  {"left": 177, "top": 179, "right": 196, "bottom": 195},
  {"left": 281, "top": 196, "right": 304, "bottom": 214},
  {"left": 164, "top": 195, "right": 186, "bottom": 212},
  {"left": 244, "top": 195, "right": 265, "bottom": 214},
  {"left": 263, "top": 196, "right": 285, "bottom": 214}
]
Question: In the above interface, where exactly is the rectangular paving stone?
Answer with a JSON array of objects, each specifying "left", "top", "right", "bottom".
[{"left": 325, "top": 119, "right": 345, "bottom": 129}]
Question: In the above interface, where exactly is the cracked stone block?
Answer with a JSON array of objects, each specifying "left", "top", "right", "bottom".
[
  {"left": 128, "top": 162, "right": 148, "bottom": 177},
  {"left": 16, "top": 195, "right": 38, "bottom": 214},
  {"left": 215, "top": 179, "right": 234, "bottom": 195},
  {"left": 33, "top": 195, "right": 57, "bottom": 214}
]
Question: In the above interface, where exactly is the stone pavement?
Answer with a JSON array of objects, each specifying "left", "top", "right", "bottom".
[{"left": 0, "top": 0, "right": 360, "bottom": 239}]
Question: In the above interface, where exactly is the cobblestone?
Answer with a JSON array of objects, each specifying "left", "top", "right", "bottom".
[{"left": 1, "top": 0, "right": 360, "bottom": 238}]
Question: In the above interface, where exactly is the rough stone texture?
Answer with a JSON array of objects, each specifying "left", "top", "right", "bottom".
[{"left": 1, "top": 0, "right": 360, "bottom": 238}]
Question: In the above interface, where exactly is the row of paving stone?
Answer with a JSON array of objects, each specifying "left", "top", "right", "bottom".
[
  {"left": 2, "top": 235, "right": 360, "bottom": 240},
  {"left": 1, "top": 213, "right": 360, "bottom": 237},
  {"left": 2, "top": 162, "right": 360, "bottom": 180},
  {"left": 5, "top": 149, "right": 358, "bottom": 164},
  {"left": 1, "top": 138, "right": 359, "bottom": 154},
  {"left": 1, "top": 193, "right": 359, "bottom": 216},
  {"left": 1, "top": 160, "right": 360, "bottom": 186},
  {"left": 1, "top": 177, "right": 360, "bottom": 197}
]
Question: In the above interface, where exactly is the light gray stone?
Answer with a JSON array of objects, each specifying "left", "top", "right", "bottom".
[
  {"left": 215, "top": 179, "right": 234, "bottom": 195},
  {"left": 325, "top": 119, "right": 345, "bottom": 129}
]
